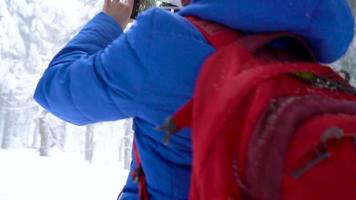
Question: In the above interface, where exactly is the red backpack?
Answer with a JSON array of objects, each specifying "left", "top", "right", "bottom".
[{"left": 160, "top": 17, "right": 356, "bottom": 200}]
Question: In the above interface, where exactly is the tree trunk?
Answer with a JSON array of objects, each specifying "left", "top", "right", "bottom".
[
  {"left": 59, "top": 122, "right": 66, "bottom": 151},
  {"left": 124, "top": 119, "right": 133, "bottom": 170},
  {"left": 85, "top": 125, "right": 95, "bottom": 163},
  {"left": 118, "top": 138, "right": 123, "bottom": 162},
  {"left": 31, "top": 119, "right": 39, "bottom": 148},
  {"left": 39, "top": 121, "right": 49, "bottom": 156},
  {"left": 39, "top": 111, "right": 49, "bottom": 156},
  {"left": 1, "top": 109, "right": 12, "bottom": 149}
]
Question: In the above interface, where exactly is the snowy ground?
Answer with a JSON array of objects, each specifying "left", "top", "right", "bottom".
[{"left": 0, "top": 149, "right": 129, "bottom": 200}]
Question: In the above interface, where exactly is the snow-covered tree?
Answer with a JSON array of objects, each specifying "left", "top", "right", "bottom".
[
  {"left": 0, "top": 0, "right": 132, "bottom": 165},
  {"left": 334, "top": 1, "right": 356, "bottom": 86}
]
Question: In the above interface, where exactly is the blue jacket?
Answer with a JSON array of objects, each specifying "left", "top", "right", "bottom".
[{"left": 34, "top": 0, "right": 354, "bottom": 199}]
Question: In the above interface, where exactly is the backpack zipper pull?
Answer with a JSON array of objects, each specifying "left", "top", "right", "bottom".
[
  {"left": 156, "top": 117, "right": 180, "bottom": 145},
  {"left": 292, "top": 127, "right": 344, "bottom": 179}
]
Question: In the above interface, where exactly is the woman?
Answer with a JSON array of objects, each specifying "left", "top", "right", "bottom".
[{"left": 34, "top": 0, "right": 354, "bottom": 199}]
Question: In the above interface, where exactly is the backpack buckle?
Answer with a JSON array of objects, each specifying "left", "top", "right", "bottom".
[
  {"left": 132, "top": 165, "right": 143, "bottom": 183},
  {"left": 156, "top": 117, "right": 180, "bottom": 145}
]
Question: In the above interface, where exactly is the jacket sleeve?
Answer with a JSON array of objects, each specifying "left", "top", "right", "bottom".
[{"left": 34, "top": 12, "right": 149, "bottom": 125}]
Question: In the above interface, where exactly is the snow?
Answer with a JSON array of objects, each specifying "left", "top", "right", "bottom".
[
  {"left": 0, "top": 149, "right": 129, "bottom": 200},
  {"left": 0, "top": 1, "right": 133, "bottom": 199}
]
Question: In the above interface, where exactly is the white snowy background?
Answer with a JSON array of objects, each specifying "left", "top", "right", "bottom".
[
  {"left": 0, "top": 1, "right": 132, "bottom": 200},
  {"left": 0, "top": 0, "right": 355, "bottom": 200}
]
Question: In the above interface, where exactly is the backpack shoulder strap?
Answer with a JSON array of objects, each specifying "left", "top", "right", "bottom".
[
  {"left": 163, "top": 18, "right": 318, "bottom": 139},
  {"left": 132, "top": 141, "right": 149, "bottom": 200},
  {"left": 239, "top": 32, "right": 317, "bottom": 61},
  {"left": 185, "top": 16, "right": 242, "bottom": 49},
  {"left": 186, "top": 17, "right": 316, "bottom": 61}
]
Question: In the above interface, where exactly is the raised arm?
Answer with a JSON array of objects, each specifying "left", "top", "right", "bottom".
[{"left": 34, "top": 0, "right": 147, "bottom": 125}]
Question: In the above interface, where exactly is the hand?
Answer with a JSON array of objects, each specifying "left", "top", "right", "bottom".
[{"left": 103, "top": 0, "right": 134, "bottom": 30}]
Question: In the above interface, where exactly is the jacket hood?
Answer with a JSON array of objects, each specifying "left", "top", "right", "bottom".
[{"left": 179, "top": 0, "right": 354, "bottom": 63}]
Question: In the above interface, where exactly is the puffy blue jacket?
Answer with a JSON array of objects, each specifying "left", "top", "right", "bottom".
[{"left": 34, "top": 0, "right": 354, "bottom": 199}]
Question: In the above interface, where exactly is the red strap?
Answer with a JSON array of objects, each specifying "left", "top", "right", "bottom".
[
  {"left": 171, "top": 17, "right": 242, "bottom": 130},
  {"left": 132, "top": 141, "right": 149, "bottom": 200},
  {"left": 171, "top": 99, "right": 193, "bottom": 130},
  {"left": 238, "top": 32, "right": 317, "bottom": 61},
  {"left": 186, "top": 16, "right": 242, "bottom": 49},
  {"left": 173, "top": 18, "right": 317, "bottom": 131},
  {"left": 187, "top": 16, "right": 316, "bottom": 61}
]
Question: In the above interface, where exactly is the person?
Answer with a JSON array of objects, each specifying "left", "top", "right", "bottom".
[{"left": 34, "top": 0, "right": 354, "bottom": 199}]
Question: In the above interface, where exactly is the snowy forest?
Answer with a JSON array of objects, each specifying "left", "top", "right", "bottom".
[
  {"left": 0, "top": 0, "right": 355, "bottom": 199},
  {"left": 0, "top": 1, "right": 133, "bottom": 199},
  {"left": 0, "top": 0, "right": 134, "bottom": 166}
]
